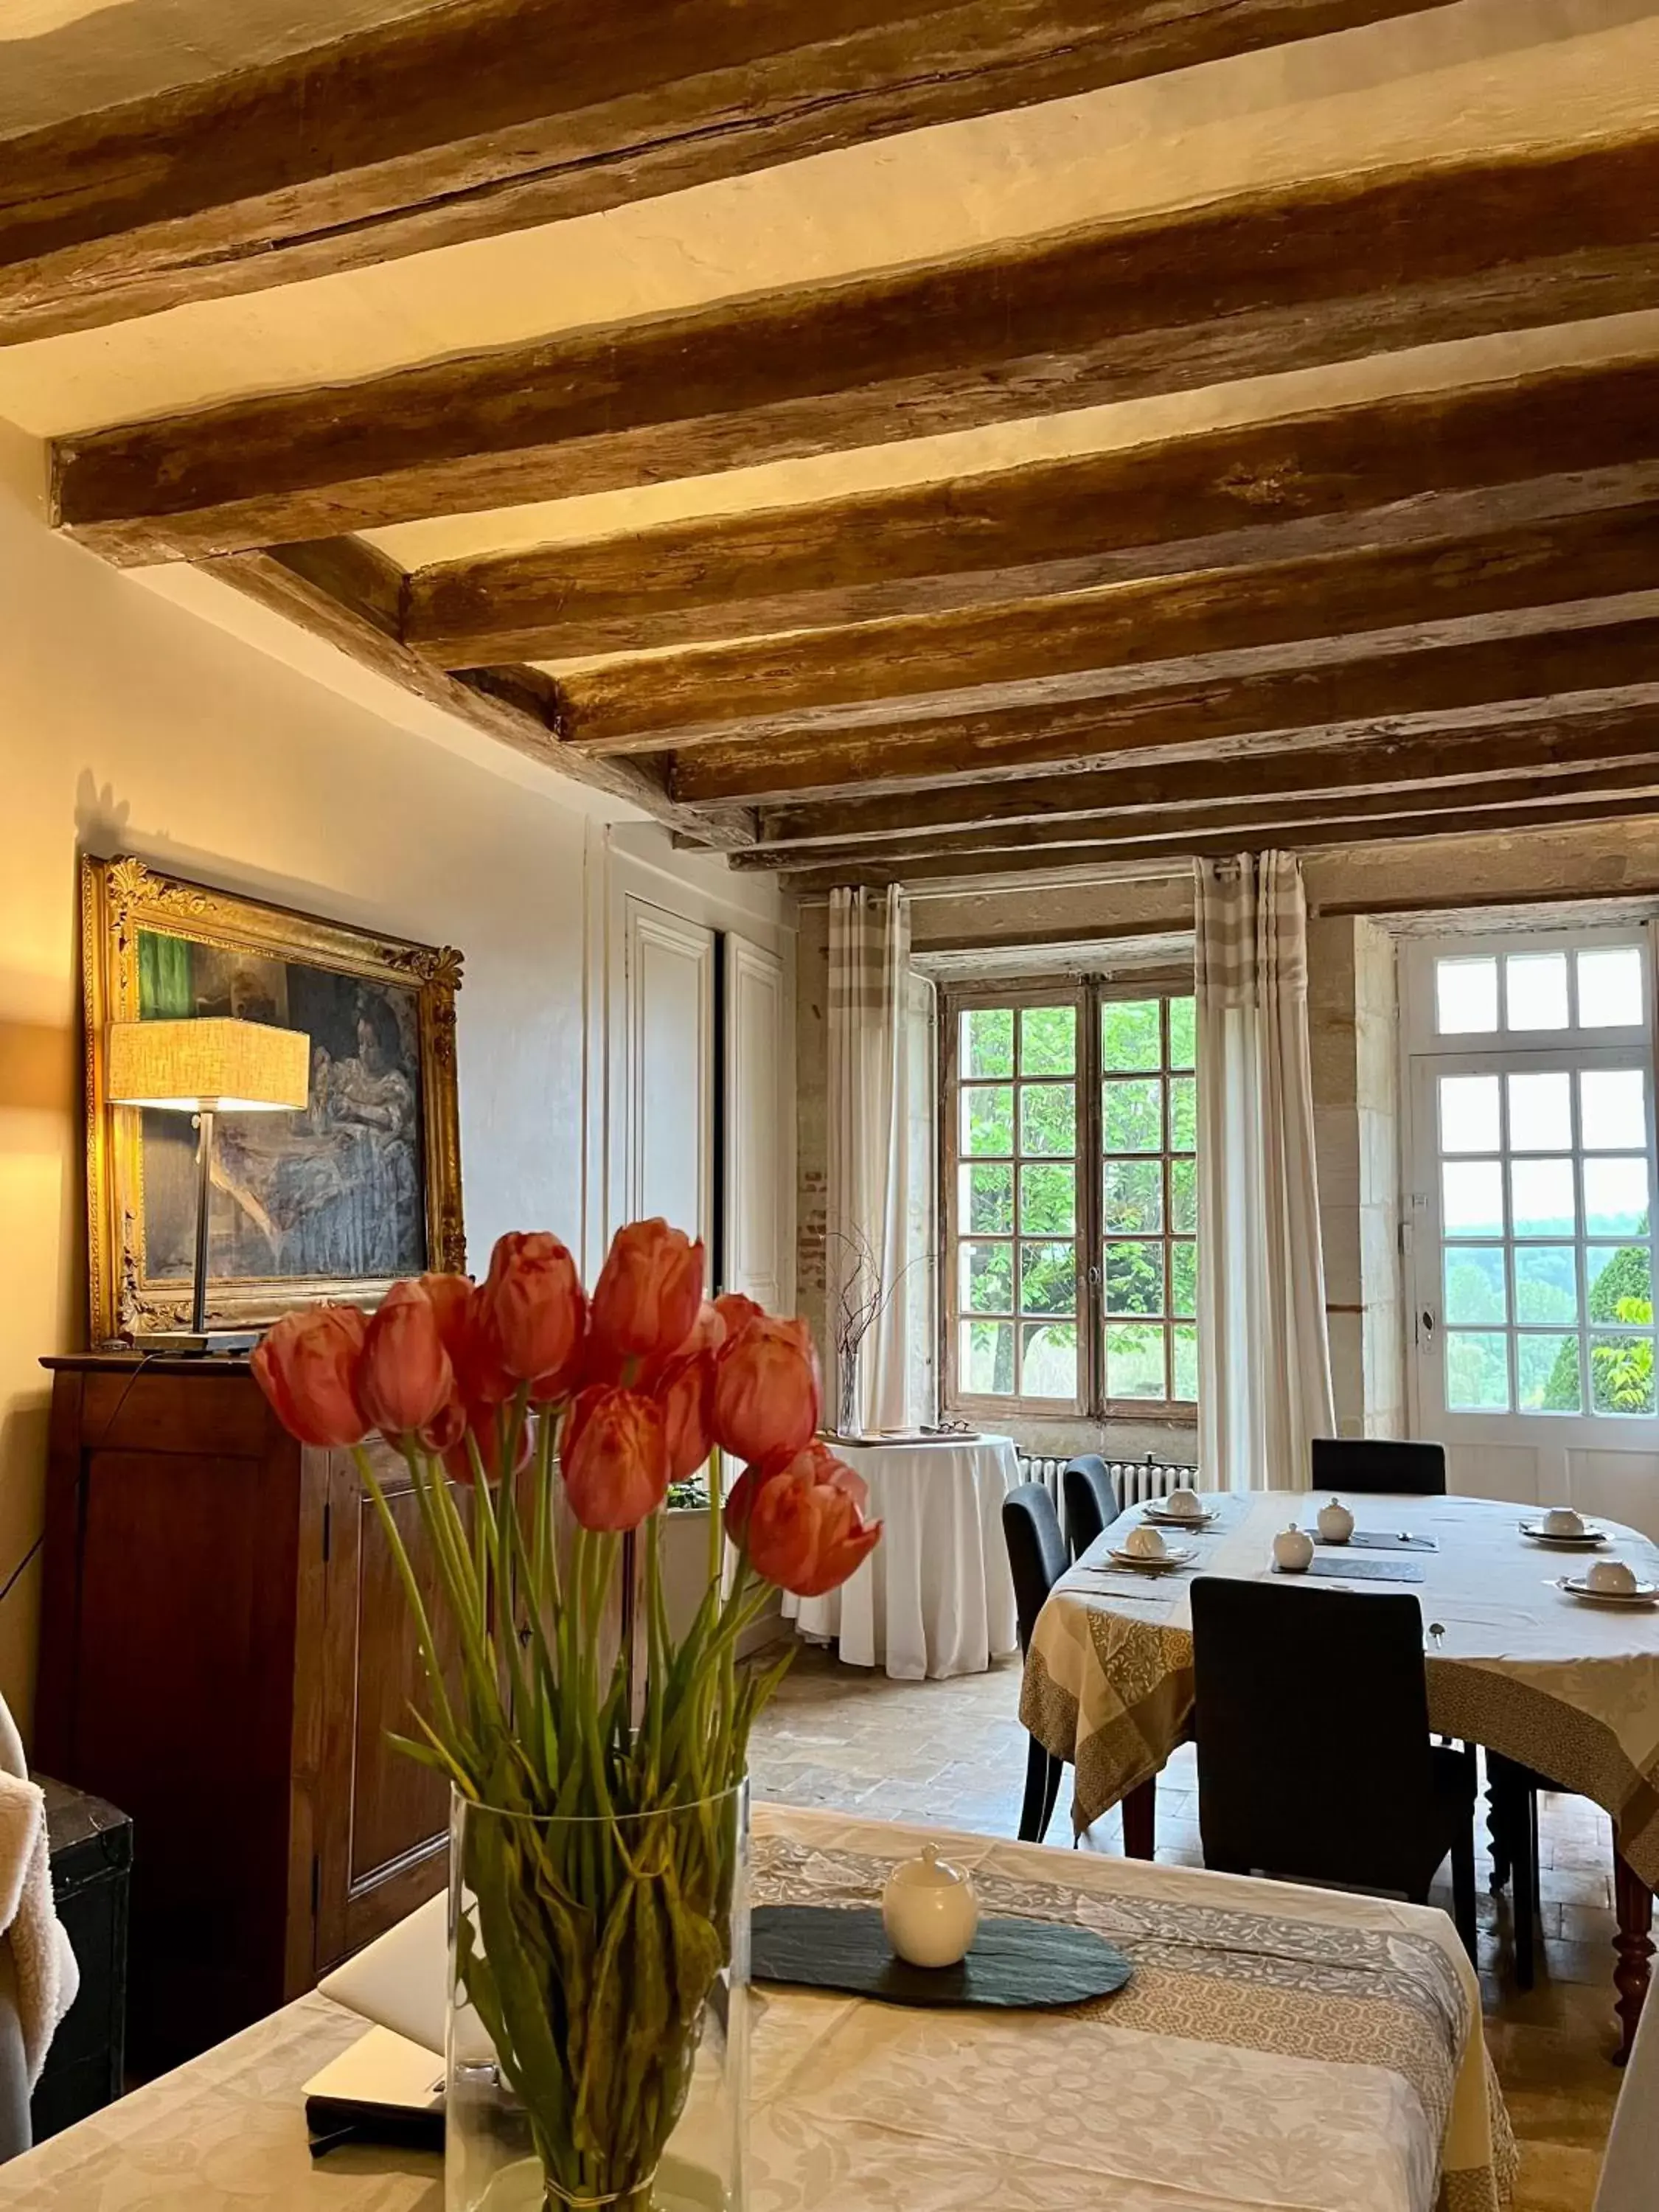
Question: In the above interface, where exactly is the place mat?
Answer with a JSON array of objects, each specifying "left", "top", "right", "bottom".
[
  {"left": 751, "top": 1904, "right": 1132, "bottom": 2008},
  {"left": 1279, "top": 1554, "right": 1425, "bottom": 1584},
  {"left": 1323, "top": 1530, "right": 1438, "bottom": 1553}
]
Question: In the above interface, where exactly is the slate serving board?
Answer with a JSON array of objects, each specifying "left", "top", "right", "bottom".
[
  {"left": 1278, "top": 1554, "right": 1426, "bottom": 1583},
  {"left": 751, "top": 1905, "right": 1132, "bottom": 2009}
]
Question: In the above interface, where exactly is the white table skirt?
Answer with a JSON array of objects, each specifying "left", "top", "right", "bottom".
[{"left": 782, "top": 1434, "right": 1020, "bottom": 1679}]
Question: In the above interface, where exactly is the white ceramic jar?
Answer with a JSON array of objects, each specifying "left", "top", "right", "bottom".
[
  {"left": 1273, "top": 1524, "right": 1315, "bottom": 1573},
  {"left": 881, "top": 1844, "right": 980, "bottom": 1968},
  {"left": 1315, "top": 1498, "right": 1355, "bottom": 1545}
]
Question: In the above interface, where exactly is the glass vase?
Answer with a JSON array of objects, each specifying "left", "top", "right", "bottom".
[
  {"left": 835, "top": 1345, "right": 862, "bottom": 1439},
  {"left": 445, "top": 1782, "right": 749, "bottom": 2212}
]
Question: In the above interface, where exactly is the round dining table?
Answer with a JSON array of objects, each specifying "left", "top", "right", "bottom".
[
  {"left": 1020, "top": 1486, "right": 1659, "bottom": 2056},
  {"left": 783, "top": 1432, "right": 1020, "bottom": 1680}
]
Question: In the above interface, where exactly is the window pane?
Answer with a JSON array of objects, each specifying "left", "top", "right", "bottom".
[
  {"left": 1104, "top": 1078, "right": 1162, "bottom": 1152},
  {"left": 960, "top": 1242, "right": 1013, "bottom": 1315},
  {"left": 1440, "top": 1074, "right": 1499, "bottom": 1154},
  {"left": 1581, "top": 1069, "right": 1646, "bottom": 1152},
  {"left": 1020, "top": 1322, "right": 1077, "bottom": 1399},
  {"left": 1169, "top": 996, "right": 1196, "bottom": 1071},
  {"left": 1020, "top": 1005, "right": 1076, "bottom": 1077},
  {"left": 1171, "top": 1242, "right": 1197, "bottom": 1319},
  {"left": 1437, "top": 958, "right": 1498, "bottom": 1034},
  {"left": 1446, "top": 1331, "right": 1511, "bottom": 1411},
  {"left": 1106, "top": 1241, "right": 1164, "bottom": 1316},
  {"left": 1020, "top": 1242, "right": 1077, "bottom": 1316},
  {"left": 1590, "top": 1333, "right": 1656, "bottom": 1415},
  {"left": 961, "top": 1084, "right": 1012, "bottom": 1156},
  {"left": 961, "top": 1320, "right": 1014, "bottom": 1395},
  {"left": 1578, "top": 947, "right": 1644, "bottom": 1028},
  {"left": 1171, "top": 1322, "right": 1199, "bottom": 1402},
  {"left": 1511, "top": 1157, "right": 1576, "bottom": 1239},
  {"left": 1444, "top": 1245, "right": 1506, "bottom": 1325},
  {"left": 1169, "top": 1076, "right": 1197, "bottom": 1152},
  {"left": 1102, "top": 999, "right": 1160, "bottom": 1072},
  {"left": 1583, "top": 1157, "right": 1649, "bottom": 1238},
  {"left": 961, "top": 1163, "right": 1012, "bottom": 1234},
  {"left": 1443, "top": 1160, "right": 1503, "bottom": 1238},
  {"left": 1103, "top": 1156, "right": 1161, "bottom": 1234},
  {"left": 1020, "top": 1082, "right": 1075, "bottom": 1156},
  {"left": 1506, "top": 951, "right": 1569, "bottom": 1031},
  {"left": 1106, "top": 1322, "right": 1167, "bottom": 1400},
  {"left": 962, "top": 1007, "right": 1013, "bottom": 1078},
  {"left": 1587, "top": 1243, "right": 1653, "bottom": 1322},
  {"left": 1508, "top": 1072, "right": 1571, "bottom": 1153},
  {"left": 1170, "top": 1157, "right": 1197, "bottom": 1235},
  {"left": 1513, "top": 1244, "right": 1579, "bottom": 1325},
  {"left": 1520, "top": 1333, "right": 1581, "bottom": 1413},
  {"left": 1020, "top": 1163, "right": 1076, "bottom": 1235}
]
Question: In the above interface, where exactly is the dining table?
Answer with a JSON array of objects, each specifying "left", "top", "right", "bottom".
[
  {"left": 1020, "top": 1486, "right": 1659, "bottom": 2058},
  {"left": 0, "top": 1801, "right": 1513, "bottom": 2212}
]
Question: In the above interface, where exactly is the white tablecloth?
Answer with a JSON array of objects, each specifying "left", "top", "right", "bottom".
[{"left": 783, "top": 1434, "right": 1020, "bottom": 1679}]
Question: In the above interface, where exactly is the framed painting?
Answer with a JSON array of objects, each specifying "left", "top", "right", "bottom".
[{"left": 82, "top": 855, "right": 465, "bottom": 1344}]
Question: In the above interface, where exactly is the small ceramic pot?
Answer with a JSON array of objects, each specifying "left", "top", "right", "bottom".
[
  {"left": 882, "top": 1843, "right": 980, "bottom": 1969},
  {"left": 1273, "top": 1524, "right": 1315, "bottom": 1574},
  {"left": 1315, "top": 1498, "right": 1354, "bottom": 1545}
]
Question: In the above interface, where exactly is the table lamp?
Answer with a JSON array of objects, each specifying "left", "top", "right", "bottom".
[{"left": 106, "top": 1016, "right": 310, "bottom": 1347}]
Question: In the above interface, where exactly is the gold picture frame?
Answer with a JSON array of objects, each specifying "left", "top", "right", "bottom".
[{"left": 83, "top": 855, "right": 465, "bottom": 1343}]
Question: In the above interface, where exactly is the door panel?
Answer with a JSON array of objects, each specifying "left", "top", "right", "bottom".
[
  {"left": 723, "top": 932, "right": 787, "bottom": 1308},
  {"left": 625, "top": 897, "right": 715, "bottom": 1239}
]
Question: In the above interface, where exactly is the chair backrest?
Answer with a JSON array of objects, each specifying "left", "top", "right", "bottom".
[
  {"left": 1310, "top": 1436, "right": 1447, "bottom": 1496},
  {"left": 1190, "top": 1576, "right": 1437, "bottom": 1893},
  {"left": 1002, "top": 1483, "right": 1070, "bottom": 1655},
  {"left": 1061, "top": 1456, "right": 1119, "bottom": 1561}
]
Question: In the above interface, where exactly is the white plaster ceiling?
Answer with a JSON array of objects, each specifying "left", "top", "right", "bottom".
[{"left": 0, "top": 0, "right": 1655, "bottom": 576}]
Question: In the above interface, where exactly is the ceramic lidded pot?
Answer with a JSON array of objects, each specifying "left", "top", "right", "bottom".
[
  {"left": 1315, "top": 1498, "right": 1355, "bottom": 1545},
  {"left": 881, "top": 1843, "right": 981, "bottom": 1968},
  {"left": 1273, "top": 1524, "right": 1315, "bottom": 1574}
]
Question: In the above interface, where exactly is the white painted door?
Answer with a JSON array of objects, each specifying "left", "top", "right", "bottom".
[
  {"left": 622, "top": 896, "right": 716, "bottom": 1244},
  {"left": 723, "top": 933, "right": 789, "bottom": 1310},
  {"left": 1405, "top": 928, "right": 1659, "bottom": 1537}
]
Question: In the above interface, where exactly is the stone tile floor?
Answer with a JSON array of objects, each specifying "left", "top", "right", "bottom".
[{"left": 749, "top": 1644, "right": 1624, "bottom": 2212}]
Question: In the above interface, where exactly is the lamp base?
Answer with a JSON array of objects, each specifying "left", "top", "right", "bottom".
[{"left": 136, "top": 1330, "right": 260, "bottom": 1356}]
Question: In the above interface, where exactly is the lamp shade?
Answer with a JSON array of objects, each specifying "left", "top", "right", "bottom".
[{"left": 106, "top": 1018, "right": 310, "bottom": 1113}]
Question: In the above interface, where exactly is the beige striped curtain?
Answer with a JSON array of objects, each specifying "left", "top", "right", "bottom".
[
  {"left": 827, "top": 888, "right": 933, "bottom": 1433},
  {"left": 1195, "top": 853, "right": 1335, "bottom": 1491}
]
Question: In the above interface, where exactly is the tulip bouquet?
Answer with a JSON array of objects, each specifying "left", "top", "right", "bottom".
[{"left": 252, "top": 1220, "right": 880, "bottom": 2212}]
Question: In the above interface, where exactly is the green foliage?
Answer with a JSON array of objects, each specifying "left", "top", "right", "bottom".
[
  {"left": 1540, "top": 1233, "right": 1654, "bottom": 1412},
  {"left": 1107, "top": 1240, "right": 1164, "bottom": 1316},
  {"left": 1102, "top": 998, "right": 1160, "bottom": 1071},
  {"left": 1105, "top": 1079, "right": 1161, "bottom": 1152},
  {"left": 962, "top": 1007, "right": 1012, "bottom": 1077},
  {"left": 1020, "top": 1004, "right": 1076, "bottom": 1075},
  {"left": 1020, "top": 1163, "right": 1076, "bottom": 1235}
]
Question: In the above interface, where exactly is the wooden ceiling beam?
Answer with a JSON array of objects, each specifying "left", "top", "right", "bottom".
[
  {"left": 770, "top": 786, "right": 1659, "bottom": 891},
  {"left": 667, "top": 614, "right": 1659, "bottom": 806},
  {"left": 1, "top": 1, "right": 1441, "bottom": 346},
  {"left": 197, "top": 545, "right": 752, "bottom": 846},
  {"left": 53, "top": 133, "right": 1659, "bottom": 564},
  {"left": 747, "top": 710, "right": 1659, "bottom": 852},
  {"left": 563, "top": 505, "right": 1659, "bottom": 756},
  {"left": 406, "top": 356, "right": 1659, "bottom": 666}
]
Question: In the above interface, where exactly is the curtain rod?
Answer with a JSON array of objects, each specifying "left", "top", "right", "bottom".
[{"left": 793, "top": 860, "right": 1194, "bottom": 908}]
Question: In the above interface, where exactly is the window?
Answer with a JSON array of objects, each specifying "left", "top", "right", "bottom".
[
  {"left": 942, "top": 981, "right": 1197, "bottom": 1416},
  {"left": 1413, "top": 933, "right": 1657, "bottom": 1422}
]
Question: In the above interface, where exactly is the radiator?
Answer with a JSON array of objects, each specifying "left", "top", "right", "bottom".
[{"left": 1018, "top": 1453, "right": 1199, "bottom": 1512}]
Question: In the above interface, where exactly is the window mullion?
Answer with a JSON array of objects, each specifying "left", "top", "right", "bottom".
[{"left": 1080, "top": 978, "right": 1105, "bottom": 1417}]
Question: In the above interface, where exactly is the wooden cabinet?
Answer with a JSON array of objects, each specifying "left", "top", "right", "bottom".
[{"left": 37, "top": 1355, "right": 453, "bottom": 2073}]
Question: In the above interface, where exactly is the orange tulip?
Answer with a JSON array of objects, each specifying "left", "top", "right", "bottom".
[
  {"left": 725, "top": 1441, "right": 881, "bottom": 1597},
  {"left": 561, "top": 1385, "right": 669, "bottom": 1532},
  {"left": 654, "top": 1349, "right": 717, "bottom": 1484},
  {"left": 588, "top": 1220, "right": 705, "bottom": 1384},
  {"left": 712, "top": 1292, "right": 764, "bottom": 1341},
  {"left": 712, "top": 1315, "right": 820, "bottom": 1464},
  {"left": 357, "top": 1281, "right": 456, "bottom": 1441},
  {"left": 252, "top": 1304, "right": 371, "bottom": 1447},
  {"left": 444, "top": 1399, "right": 534, "bottom": 1487},
  {"left": 675, "top": 1300, "right": 728, "bottom": 1360},
  {"left": 475, "top": 1232, "right": 586, "bottom": 1400}
]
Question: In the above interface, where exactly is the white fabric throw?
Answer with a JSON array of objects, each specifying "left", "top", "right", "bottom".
[
  {"left": 826, "top": 887, "right": 934, "bottom": 1432},
  {"left": 0, "top": 1701, "right": 77, "bottom": 2087},
  {"left": 1194, "top": 852, "right": 1335, "bottom": 1492}
]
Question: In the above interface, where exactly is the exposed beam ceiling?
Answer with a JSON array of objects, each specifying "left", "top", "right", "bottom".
[
  {"left": 0, "top": 0, "right": 1445, "bottom": 346},
  {"left": 404, "top": 355, "right": 1659, "bottom": 667},
  {"left": 51, "top": 131, "right": 1659, "bottom": 563}
]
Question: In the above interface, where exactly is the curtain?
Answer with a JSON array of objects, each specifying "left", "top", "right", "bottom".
[
  {"left": 1195, "top": 853, "right": 1335, "bottom": 1491},
  {"left": 827, "top": 887, "right": 933, "bottom": 1433}
]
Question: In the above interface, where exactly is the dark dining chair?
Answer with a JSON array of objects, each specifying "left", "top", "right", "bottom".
[
  {"left": 1190, "top": 1576, "right": 1478, "bottom": 1956},
  {"left": 1061, "top": 1455, "right": 1119, "bottom": 1562},
  {"left": 1001, "top": 1482, "right": 1070, "bottom": 1843},
  {"left": 1310, "top": 1436, "right": 1447, "bottom": 1495}
]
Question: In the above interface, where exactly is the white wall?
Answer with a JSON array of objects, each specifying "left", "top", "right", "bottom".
[{"left": 0, "top": 418, "right": 791, "bottom": 1733}]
